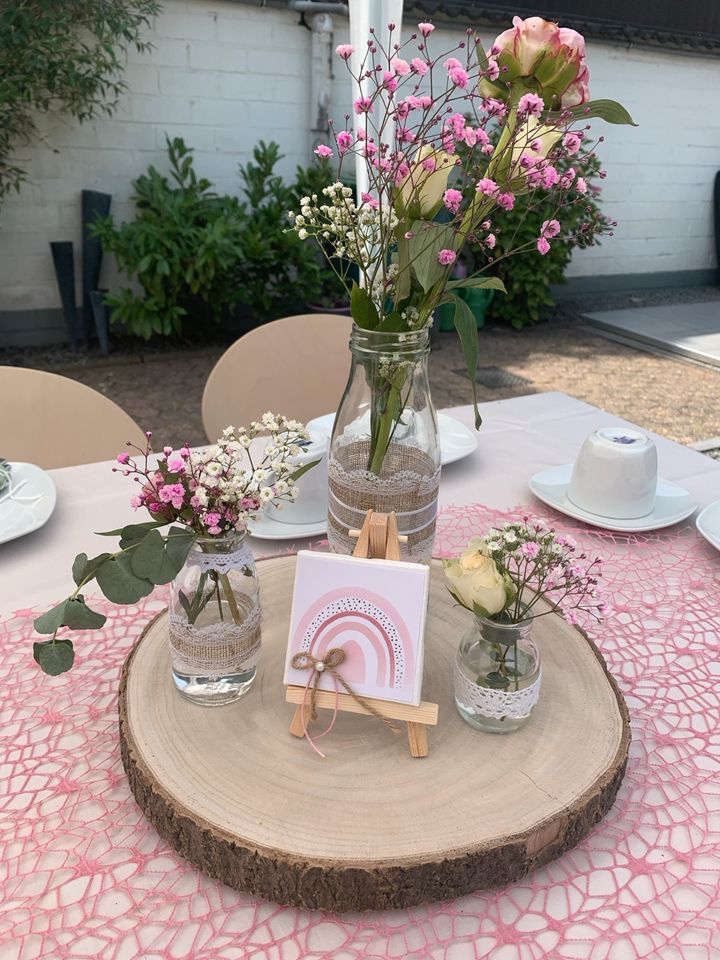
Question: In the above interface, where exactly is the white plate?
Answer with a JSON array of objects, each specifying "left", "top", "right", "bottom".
[
  {"left": 0, "top": 462, "right": 57, "bottom": 546},
  {"left": 696, "top": 500, "right": 720, "bottom": 551},
  {"left": 248, "top": 511, "right": 327, "bottom": 542},
  {"left": 528, "top": 463, "right": 697, "bottom": 532},
  {"left": 305, "top": 412, "right": 477, "bottom": 466}
]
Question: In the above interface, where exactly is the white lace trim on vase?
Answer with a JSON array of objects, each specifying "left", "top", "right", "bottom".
[
  {"left": 168, "top": 601, "right": 261, "bottom": 675},
  {"left": 185, "top": 541, "right": 255, "bottom": 575},
  {"left": 328, "top": 458, "right": 441, "bottom": 497},
  {"left": 453, "top": 652, "right": 542, "bottom": 720}
]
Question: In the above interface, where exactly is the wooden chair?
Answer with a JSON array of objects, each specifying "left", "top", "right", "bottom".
[
  {"left": 202, "top": 313, "right": 353, "bottom": 441},
  {"left": 0, "top": 366, "right": 145, "bottom": 469}
]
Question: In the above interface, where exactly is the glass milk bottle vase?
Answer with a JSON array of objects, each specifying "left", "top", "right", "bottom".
[
  {"left": 168, "top": 533, "right": 261, "bottom": 705},
  {"left": 327, "top": 325, "right": 440, "bottom": 563}
]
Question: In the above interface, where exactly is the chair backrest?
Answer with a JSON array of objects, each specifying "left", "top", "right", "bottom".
[
  {"left": 202, "top": 313, "right": 354, "bottom": 441},
  {"left": 0, "top": 366, "right": 145, "bottom": 469}
]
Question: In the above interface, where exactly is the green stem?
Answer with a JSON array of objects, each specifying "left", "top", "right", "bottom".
[{"left": 219, "top": 572, "right": 243, "bottom": 625}]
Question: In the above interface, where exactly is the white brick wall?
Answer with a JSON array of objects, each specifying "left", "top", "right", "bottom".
[{"left": 1, "top": 1, "right": 718, "bottom": 322}]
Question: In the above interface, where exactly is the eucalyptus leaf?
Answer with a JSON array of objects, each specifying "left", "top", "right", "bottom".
[
  {"left": 452, "top": 294, "right": 482, "bottom": 430},
  {"left": 485, "top": 671, "right": 510, "bottom": 690},
  {"left": 97, "top": 520, "right": 165, "bottom": 539},
  {"left": 72, "top": 552, "right": 113, "bottom": 587},
  {"left": 131, "top": 527, "right": 194, "bottom": 585},
  {"left": 96, "top": 551, "right": 154, "bottom": 603},
  {"left": 62, "top": 597, "right": 107, "bottom": 630},
  {"left": 164, "top": 527, "right": 196, "bottom": 572},
  {"left": 33, "top": 639, "right": 74, "bottom": 676},
  {"left": 33, "top": 601, "right": 68, "bottom": 635}
]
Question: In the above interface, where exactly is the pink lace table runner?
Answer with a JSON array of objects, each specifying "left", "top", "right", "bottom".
[{"left": 1, "top": 503, "right": 719, "bottom": 959}]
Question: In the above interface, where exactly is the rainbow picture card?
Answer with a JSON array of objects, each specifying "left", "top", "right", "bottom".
[{"left": 283, "top": 551, "right": 430, "bottom": 707}]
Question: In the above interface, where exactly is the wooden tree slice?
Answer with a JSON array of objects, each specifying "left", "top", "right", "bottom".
[{"left": 119, "top": 556, "right": 630, "bottom": 911}]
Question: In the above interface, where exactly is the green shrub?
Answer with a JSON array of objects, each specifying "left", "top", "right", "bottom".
[
  {"left": 94, "top": 137, "right": 246, "bottom": 339},
  {"left": 232, "top": 142, "right": 323, "bottom": 318},
  {"left": 96, "top": 138, "right": 330, "bottom": 339}
]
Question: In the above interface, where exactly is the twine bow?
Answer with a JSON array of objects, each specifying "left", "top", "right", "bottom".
[{"left": 291, "top": 647, "right": 400, "bottom": 758}]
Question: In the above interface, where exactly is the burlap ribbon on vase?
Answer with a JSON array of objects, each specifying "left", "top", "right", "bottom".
[
  {"left": 168, "top": 600, "right": 261, "bottom": 676},
  {"left": 327, "top": 440, "right": 440, "bottom": 563}
]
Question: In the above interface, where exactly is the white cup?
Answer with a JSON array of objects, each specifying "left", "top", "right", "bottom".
[
  {"left": 567, "top": 427, "right": 658, "bottom": 519},
  {"left": 273, "top": 430, "right": 328, "bottom": 525}
]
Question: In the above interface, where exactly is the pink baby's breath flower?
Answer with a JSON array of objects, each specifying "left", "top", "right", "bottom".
[
  {"left": 537, "top": 236, "right": 551, "bottom": 255},
  {"left": 563, "top": 132, "right": 582, "bottom": 154},
  {"left": 418, "top": 22, "right": 435, "bottom": 37},
  {"left": 443, "top": 188, "right": 463, "bottom": 213},
  {"left": 541, "top": 165, "right": 559, "bottom": 188},
  {"left": 463, "top": 126, "right": 477, "bottom": 147},
  {"left": 163, "top": 446, "right": 172, "bottom": 457},
  {"left": 518, "top": 92, "right": 544, "bottom": 117},
  {"left": 158, "top": 483, "right": 185, "bottom": 509},
  {"left": 564, "top": 609, "right": 579, "bottom": 626},
  {"left": 447, "top": 112, "right": 465, "bottom": 139},
  {"left": 335, "top": 43, "right": 354, "bottom": 60},
  {"left": 336, "top": 130, "right": 353, "bottom": 153},
  {"left": 576, "top": 176, "right": 588, "bottom": 194},
  {"left": 444, "top": 57, "right": 462, "bottom": 70},
  {"left": 437, "top": 249, "right": 457, "bottom": 266},
  {"left": 483, "top": 98, "right": 506, "bottom": 118},
  {"left": 394, "top": 161, "right": 411, "bottom": 185},
  {"left": 383, "top": 70, "right": 399, "bottom": 93},
  {"left": 411, "top": 57, "right": 429, "bottom": 75},
  {"left": 130, "top": 495, "right": 143, "bottom": 509},
  {"left": 314, "top": 144, "right": 333, "bottom": 159},
  {"left": 497, "top": 191, "right": 515, "bottom": 210},
  {"left": 391, "top": 57, "right": 411, "bottom": 75},
  {"left": 448, "top": 65, "right": 469, "bottom": 87},
  {"left": 167, "top": 458, "right": 185, "bottom": 473},
  {"left": 485, "top": 59, "right": 500, "bottom": 81},
  {"left": 485, "top": 233, "right": 496, "bottom": 249},
  {"left": 542, "top": 218, "right": 561, "bottom": 238},
  {"left": 179, "top": 446, "right": 190, "bottom": 457},
  {"left": 363, "top": 140, "right": 377, "bottom": 157},
  {"left": 521, "top": 541, "right": 540, "bottom": 558},
  {"left": 476, "top": 177, "right": 498, "bottom": 196},
  {"left": 116, "top": 452, "right": 130, "bottom": 465},
  {"left": 361, "top": 191, "right": 379, "bottom": 209},
  {"left": 481, "top": 143, "right": 494, "bottom": 156},
  {"left": 354, "top": 96, "right": 374, "bottom": 115},
  {"left": 398, "top": 126, "right": 416, "bottom": 143}
]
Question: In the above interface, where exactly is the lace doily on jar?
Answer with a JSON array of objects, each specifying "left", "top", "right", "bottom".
[
  {"left": 453, "top": 651, "right": 542, "bottom": 720},
  {"left": 168, "top": 600, "right": 261, "bottom": 675},
  {"left": 185, "top": 541, "right": 255, "bottom": 575}
]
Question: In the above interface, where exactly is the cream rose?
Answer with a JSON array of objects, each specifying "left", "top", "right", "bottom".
[
  {"left": 396, "top": 145, "right": 456, "bottom": 217},
  {"left": 443, "top": 548, "right": 509, "bottom": 617}
]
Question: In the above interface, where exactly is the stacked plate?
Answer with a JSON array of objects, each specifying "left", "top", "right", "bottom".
[{"left": 0, "top": 463, "right": 57, "bottom": 546}]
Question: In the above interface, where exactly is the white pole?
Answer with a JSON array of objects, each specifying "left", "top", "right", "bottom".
[{"left": 349, "top": 0, "right": 404, "bottom": 202}]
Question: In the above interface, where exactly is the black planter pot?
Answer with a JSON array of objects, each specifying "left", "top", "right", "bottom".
[
  {"left": 81, "top": 190, "right": 112, "bottom": 343},
  {"left": 89, "top": 290, "right": 111, "bottom": 355},
  {"left": 50, "top": 241, "right": 79, "bottom": 349}
]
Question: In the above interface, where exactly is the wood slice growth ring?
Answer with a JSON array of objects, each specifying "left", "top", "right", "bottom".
[{"left": 119, "top": 556, "right": 630, "bottom": 912}]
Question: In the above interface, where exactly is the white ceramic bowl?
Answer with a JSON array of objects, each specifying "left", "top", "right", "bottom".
[{"left": 567, "top": 427, "right": 658, "bottom": 520}]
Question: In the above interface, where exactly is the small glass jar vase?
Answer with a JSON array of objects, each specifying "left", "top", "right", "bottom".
[
  {"left": 453, "top": 615, "right": 541, "bottom": 733},
  {"left": 327, "top": 324, "right": 441, "bottom": 563},
  {"left": 168, "top": 533, "right": 261, "bottom": 706}
]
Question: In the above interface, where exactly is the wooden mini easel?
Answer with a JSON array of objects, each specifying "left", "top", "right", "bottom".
[{"left": 286, "top": 509, "right": 439, "bottom": 758}]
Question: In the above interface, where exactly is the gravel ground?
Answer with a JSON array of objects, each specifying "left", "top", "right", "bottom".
[{"left": 3, "top": 285, "right": 719, "bottom": 450}]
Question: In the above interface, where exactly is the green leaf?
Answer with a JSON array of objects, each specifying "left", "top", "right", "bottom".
[
  {"left": 350, "top": 283, "right": 380, "bottom": 330},
  {"left": 550, "top": 98, "right": 637, "bottom": 126},
  {"left": 164, "top": 527, "right": 196, "bottom": 572},
  {"left": 409, "top": 221, "right": 455, "bottom": 292},
  {"left": 33, "top": 639, "right": 75, "bottom": 676},
  {"left": 485, "top": 671, "right": 510, "bottom": 690},
  {"left": 62, "top": 597, "right": 107, "bottom": 630},
  {"left": 34, "top": 601, "right": 68, "bottom": 635},
  {"left": 288, "top": 459, "right": 321, "bottom": 483},
  {"left": 96, "top": 551, "right": 154, "bottom": 603},
  {"left": 97, "top": 520, "right": 165, "bottom": 542},
  {"left": 72, "top": 552, "right": 113, "bottom": 587},
  {"left": 446, "top": 277, "right": 506, "bottom": 293},
  {"left": 452, "top": 294, "right": 482, "bottom": 430},
  {"left": 130, "top": 526, "right": 195, "bottom": 585}
]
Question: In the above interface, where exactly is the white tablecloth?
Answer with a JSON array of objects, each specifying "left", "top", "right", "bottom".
[{"left": 3, "top": 391, "right": 718, "bottom": 612}]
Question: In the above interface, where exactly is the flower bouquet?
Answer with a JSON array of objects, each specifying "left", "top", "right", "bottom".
[
  {"left": 291, "top": 15, "right": 635, "bottom": 479},
  {"left": 444, "top": 517, "right": 605, "bottom": 731},
  {"left": 33, "top": 415, "right": 317, "bottom": 688}
]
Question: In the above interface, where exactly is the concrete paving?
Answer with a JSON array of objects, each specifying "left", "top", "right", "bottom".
[{"left": 583, "top": 300, "right": 720, "bottom": 367}]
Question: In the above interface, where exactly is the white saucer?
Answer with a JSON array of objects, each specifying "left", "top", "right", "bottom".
[
  {"left": 528, "top": 463, "right": 697, "bottom": 532},
  {"left": 696, "top": 500, "right": 720, "bottom": 551},
  {"left": 305, "top": 412, "right": 477, "bottom": 466},
  {"left": 0, "top": 462, "right": 57, "bottom": 546},
  {"left": 248, "top": 511, "right": 326, "bottom": 542}
]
